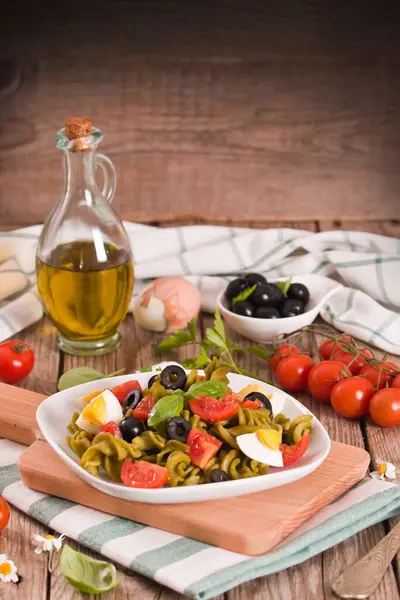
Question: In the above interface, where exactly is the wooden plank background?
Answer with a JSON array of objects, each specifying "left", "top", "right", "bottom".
[{"left": 1, "top": 1, "right": 400, "bottom": 227}]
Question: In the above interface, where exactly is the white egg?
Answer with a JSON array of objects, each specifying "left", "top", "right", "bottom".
[
  {"left": 76, "top": 389, "right": 123, "bottom": 434},
  {"left": 236, "top": 433, "right": 283, "bottom": 467},
  {"left": 268, "top": 390, "right": 286, "bottom": 415}
]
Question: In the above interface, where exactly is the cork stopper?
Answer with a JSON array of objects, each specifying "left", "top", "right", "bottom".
[{"left": 65, "top": 116, "right": 93, "bottom": 140}]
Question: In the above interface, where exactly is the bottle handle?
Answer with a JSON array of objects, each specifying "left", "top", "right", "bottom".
[{"left": 96, "top": 153, "right": 116, "bottom": 204}]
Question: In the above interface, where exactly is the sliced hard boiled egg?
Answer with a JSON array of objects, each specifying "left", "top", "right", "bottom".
[
  {"left": 237, "top": 384, "right": 266, "bottom": 401},
  {"left": 76, "top": 389, "right": 123, "bottom": 434},
  {"left": 236, "top": 429, "right": 283, "bottom": 467},
  {"left": 80, "top": 389, "right": 106, "bottom": 408}
]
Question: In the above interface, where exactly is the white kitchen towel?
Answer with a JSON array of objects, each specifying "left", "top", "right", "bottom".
[{"left": 1, "top": 224, "right": 399, "bottom": 354}]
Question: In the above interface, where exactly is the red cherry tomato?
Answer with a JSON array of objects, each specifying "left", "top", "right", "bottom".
[
  {"left": 0, "top": 340, "right": 34, "bottom": 384},
  {"left": 359, "top": 363, "right": 395, "bottom": 390},
  {"left": 275, "top": 355, "right": 315, "bottom": 393},
  {"left": 369, "top": 388, "right": 400, "bottom": 427},
  {"left": 132, "top": 394, "right": 155, "bottom": 420},
  {"left": 121, "top": 459, "right": 169, "bottom": 488},
  {"left": 99, "top": 421, "right": 122, "bottom": 438},
  {"left": 269, "top": 344, "right": 301, "bottom": 373},
  {"left": 189, "top": 395, "right": 238, "bottom": 422},
  {"left": 241, "top": 399, "right": 263, "bottom": 409},
  {"left": 318, "top": 335, "right": 352, "bottom": 361},
  {"left": 187, "top": 429, "right": 222, "bottom": 469},
  {"left": 0, "top": 497, "right": 10, "bottom": 531},
  {"left": 111, "top": 380, "right": 142, "bottom": 405},
  {"left": 330, "top": 377, "right": 375, "bottom": 418},
  {"left": 331, "top": 348, "right": 374, "bottom": 376},
  {"left": 308, "top": 361, "right": 351, "bottom": 403},
  {"left": 280, "top": 433, "right": 310, "bottom": 466},
  {"left": 392, "top": 375, "right": 400, "bottom": 389}
]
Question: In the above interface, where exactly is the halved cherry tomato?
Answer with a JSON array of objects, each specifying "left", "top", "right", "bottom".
[
  {"left": 0, "top": 340, "right": 34, "bottom": 384},
  {"left": 187, "top": 429, "right": 222, "bottom": 469},
  {"left": 269, "top": 344, "right": 301, "bottom": 373},
  {"left": 275, "top": 355, "right": 315, "bottom": 393},
  {"left": 189, "top": 395, "right": 238, "bottom": 422},
  {"left": 0, "top": 497, "right": 10, "bottom": 531},
  {"left": 330, "top": 377, "right": 375, "bottom": 418},
  {"left": 369, "top": 388, "right": 400, "bottom": 427},
  {"left": 392, "top": 375, "right": 400, "bottom": 389},
  {"left": 308, "top": 361, "right": 351, "bottom": 403},
  {"left": 121, "top": 459, "right": 169, "bottom": 489},
  {"left": 280, "top": 433, "right": 310, "bottom": 466},
  {"left": 99, "top": 421, "right": 122, "bottom": 438},
  {"left": 318, "top": 335, "right": 352, "bottom": 361},
  {"left": 359, "top": 363, "right": 395, "bottom": 390},
  {"left": 241, "top": 399, "right": 263, "bottom": 409},
  {"left": 111, "top": 380, "right": 142, "bottom": 405},
  {"left": 132, "top": 394, "right": 155, "bottom": 420},
  {"left": 331, "top": 348, "right": 374, "bottom": 376}
]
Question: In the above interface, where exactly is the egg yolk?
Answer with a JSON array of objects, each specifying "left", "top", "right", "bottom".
[
  {"left": 82, "top": 389, "right": 106, "bottom": 406},
  {"left": 256, "top": 429, "right": 281, "bottom": 451},
  {"left": 81, "top": 395, "right": 107, "bottom": 426}
]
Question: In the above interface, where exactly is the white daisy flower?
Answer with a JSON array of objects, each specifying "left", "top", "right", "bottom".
[
  {"left": 32, "top": 533, "right": 65, "bottom": 555},
  {"left": 371, "top": 461, "right": 398, "bottom": 481},
  {"left": 0, "top": 554, "right": 19, "bottom": 583}
]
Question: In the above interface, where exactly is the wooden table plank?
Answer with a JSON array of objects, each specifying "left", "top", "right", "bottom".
[{"left": 318, "top": 220, "right": 400, "bottom": 237}]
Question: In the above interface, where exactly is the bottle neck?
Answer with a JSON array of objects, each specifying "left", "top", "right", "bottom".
[{"left": 63, "top": 149, "right": 98, "bottom": 203}]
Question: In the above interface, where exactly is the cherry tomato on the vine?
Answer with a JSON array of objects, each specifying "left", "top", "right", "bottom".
[
  {"left": 330, "top": 376, "right": 375, "bottom": 418},
  {"left": 308, "top": 361, "right": 351, "bottom": 403},
  {"left": 369, "top": 388, "right": 400, "bottom": 427},
  {"left": 275, "top": 355, "right": 315, "bottom": 393},
  {"left": 359, "top": 362, "right": 395, "bottom": 390},
  {"left": 392, "top": 375, "right": 400, "bottom": 389},
  {"left": 318, "top": 335, "right": 352, "bottom": 361},
  {"left": 331, "top": 348, "right": 374, "bottom": 376},
  {"left": 269, "top": 344, "right": 301, "bottom": 373},
  {"left": 0, "top": 497, "right": 10, "bottom": 531},
  {"left": 0, "top": 340, "right": 34, "bottom": 384}
]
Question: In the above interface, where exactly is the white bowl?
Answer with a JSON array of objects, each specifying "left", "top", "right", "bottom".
[
  {"left": 36, "top": 371, "right": 331, "bottom": 504},
  {"left": 217, "top": 274, "right": 342, "bottom": 344}
]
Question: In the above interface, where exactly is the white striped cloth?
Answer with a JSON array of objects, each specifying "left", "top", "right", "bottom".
[
  {"left": 1, "top": 438, "right": 399, "bottom": 599},
  {"left": 1, "top": 224, "right": 399, "bottom": 354}
]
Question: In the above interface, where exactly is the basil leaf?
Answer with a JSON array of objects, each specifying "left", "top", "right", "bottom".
[
  {"left": 185, "top": 380, "right": 228, "bottom": 399},
  {"left": 147, "top": 392, "right": 184, "bottom": 427},
  {"left": 232, "top": 284, "right": 256, "bottom": 306},
  {"left": 57, "top": 367, "right": 125, "bottom": 391},
  {"left": 275, "top": 277, "right": 292, "bottom": 296},
  {"left": 60, "top": 544, "right": 118, "bottom": 594}
]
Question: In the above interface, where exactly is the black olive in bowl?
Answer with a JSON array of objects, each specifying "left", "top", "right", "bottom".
[
  {"left": 252, "top": 283, "right": 284, "bottom": 308},
  {"left": 287, "top": 283, "right": 310, "bottom": 305},
  {"left": 225, "top": 278, "right": 248, "bottom": 301},
  {"left": 281, "top": 298, "right": 305, "bottom": 318}
]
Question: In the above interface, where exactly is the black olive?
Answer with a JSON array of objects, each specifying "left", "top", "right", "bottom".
[
  {"left": 287, "top": 283, "right": 310, "bottom": 305},
  {"left": 166, "top": 417, "right": 191, "bottom": 443},
  {"left": 210, "top": 469, "right": 230, "bottom": 483},
  {"left": 255, "top": 306, "right": 280, "bottom": 319},
  {"left": 244, "top": 391, "right": 273, "bottom": 413},
  {"left": 252, "top": 283, "right": 284, "bottom": 307},
  {"left": 225, "top": 278, "right": 248, "bottom": 301},
  {"left": 281, "top": 298, "right": 304, "bottom": 318},
  {"left": 244, "top": 273, "right": 267, "bottom": 286},
  {"left": 120, "top": 416, "right": 146, "bottom": 442},
  {"left": 160, "top": 365, "right": 187, "bottom": 390},
  {"left": 124, "top": 388, "right": 142, "bottom": 412},
  {"left": 147, "top": 374, "right": 158, "bottom": 388},
  {"left": 233, "top": 301, "right": 254, "bottom": 317}
]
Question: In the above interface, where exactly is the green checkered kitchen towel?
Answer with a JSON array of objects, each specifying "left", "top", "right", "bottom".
[
  {"left": 1, "top": 438, "right": 400, "bottom": 599},
  {"left": 1, "top": 224, "right": 399, "bottom": 353}
]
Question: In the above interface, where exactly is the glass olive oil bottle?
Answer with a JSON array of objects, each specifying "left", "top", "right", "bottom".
[{"left": 36, "top": 117, "right": 134, "bottom": 355}]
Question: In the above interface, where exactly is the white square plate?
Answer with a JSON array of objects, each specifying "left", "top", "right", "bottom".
[{"left": 36, "top": 372, "right": 331, "bottom": 504}]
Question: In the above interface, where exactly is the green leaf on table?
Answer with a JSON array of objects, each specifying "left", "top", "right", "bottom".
[
  {"left": 147, "top": 391, "right": 185, "bottom": 427},
  {"left": 232, "top": 284, "right": 256, "bottom": 306},
  {"left": 60, "top": 544, "right": 118, "bottom": 595},
  {"left": 275, "top": 277, "right": 292, "bottom": 296},
  {"left": 246, "top": 346, "right": 275, "bottom": 361},
  {"left": 205, "top": 328, "right": 226, "bottom": 348},
  {"left": 57, "top": 367, "right": 125, "bottom": 391},
  {"left": 154, "top": 329, "right": 193, "bottom": 352},
  {"left": 183, "top": 346, "right": 211, "bottom": 369},
  {"left": 213, "top": 308, "right": 226, "bottom": 343},
  {"left": 138, "top": 366, "right": 153, "bottom": 372},
  {"left": 181, "top": 357, "right": 197, "bottom": 369},
  {"left": 187, "top": 317, "right": 198, "bottom": 341},
  {"left": 184, "top": 379, "right": 228, "bottom": 400}
]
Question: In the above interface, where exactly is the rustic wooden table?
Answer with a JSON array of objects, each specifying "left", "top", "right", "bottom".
[{"left": 1, "top": 219, "right": 399, "bottom": 600}]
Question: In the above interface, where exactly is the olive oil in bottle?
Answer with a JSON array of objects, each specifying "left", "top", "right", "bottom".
[{"left": 36, "top": 241, "right": 134, "bottom": 343}]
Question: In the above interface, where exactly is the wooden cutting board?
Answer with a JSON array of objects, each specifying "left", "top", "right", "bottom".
[{"left": 0, "top": 382, "right": 370, "bottom": 556}]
